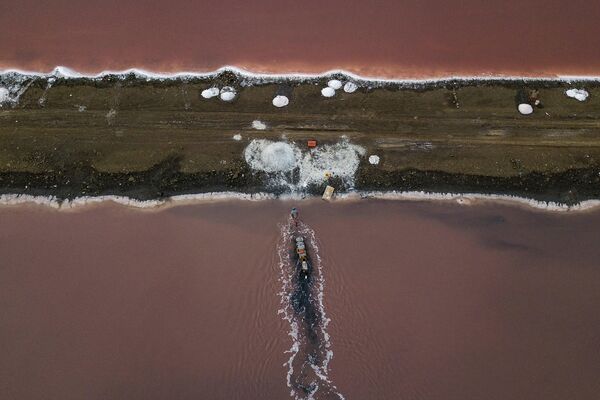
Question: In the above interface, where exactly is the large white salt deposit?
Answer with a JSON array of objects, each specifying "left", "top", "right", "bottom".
[
  {"left": 220, "top": 86, "right": 236, "bottom": 101},
  {"left": 201, "top": 87, "right": 220, "bottom": 99},
  {"left": 0, "top": 87, "right": 9, "bottom": 103},
  {"left": 252, "top": 120, "right": 267, "bottom": 130},
  {"left": 565, "top": 88, "right": 589, "bottom": 102},
  {"left": 243, "top": 139, "right": 365, "bottom": 189},
  {"left": 272, "top": 95, "right": 289, "bottom": 108},
  {"left": 321, "top": 87, "right": 336, "bottom": 97},
  {"left": 343, "top": 82, "right": 358, "bottom": 93},
  {"left": 518, "top": 103, "right": 533, "bottom": 115},
  {"left": 298, "top": 142, "right": 364, "bottom": 188},
  {"left": 327, "top": 79, "right": 342, "bottom": 89},
  {"left": 369, "top": 155, "right": 380, "bottom": 165},
  {"left": 244, "top": 140, "right": 299, "bottom": 173}
]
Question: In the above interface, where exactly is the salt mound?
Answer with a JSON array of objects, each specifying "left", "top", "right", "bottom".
[
  {"left": 321, "top": 87, "right": 336, "bottom": 97},
  {"left": 220, "top": 86, "right": 236, "bottom": 101},
  {"left": 51, "top": 66, "right": 82, "bottom": 78},
  {"left": 252, "top": 120, "right": 267, "bottom": 130},
  {"left": 327, "top": 79, "right": 342, "bottom": 89},
  {"left": 244, "top": 139, "right": 365, "bottom": 189},
  {"left": 233, "top": 134, "right": 242, "bottom": 141},
  {"left": 298, "top": 141, "right": 364, "bottom": 188},
  {"left": 201, "top": 87, "right": 219, "bottom": 99},
  {"left": 518, "top": 103, "right": 533, "bottom": 115},
  {"left": 566, "top": 89, "right": 589, "bottom": 102},
  {"left": 369, "top": 155, "right": 380, "bottom": 165},
  {"left": 343, "top": 82, "right": 358, "bottom": 93},
  {"left": 244, "top": 140, "right": 298, "bottom": 173},
  {"left": 272, "top": 95, "right": 289, "bottom": 108},
  {"left": 0, "top": 87, "right": 9, "bottom": 103}
]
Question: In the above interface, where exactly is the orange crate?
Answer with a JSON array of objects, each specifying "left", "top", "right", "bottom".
[{"left": 307, "top": 140, "right": 317, "bottom": 148}]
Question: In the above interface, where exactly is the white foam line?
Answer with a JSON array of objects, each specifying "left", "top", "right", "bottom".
[
  {"left": 277, "top": 219, "right": 345, "bottom": 400},
  {"left": 277, "top": 221, "right": 302, "bottom": 400},
  {"left": 300, "top": 224, "right": 345, "bottom": 400},
  {"left": 2, "top": 65, "right": 600, "bottom": 85},
  {"left": 1, "top": 190, "right": 599, "bottom": 213},
  {"left": 337, "top": 191, "right": 600, "bottom": 212},
  {"left": 0, "top": 192, "right": 277, "bottom": 210}
]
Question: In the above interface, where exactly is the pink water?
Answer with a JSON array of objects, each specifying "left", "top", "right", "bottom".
[
  {"left": 2, "top": 1, "right": 600, "bottom": 77},
  {"left": 1, "top": 199, "right": 599, "bottom": 399}
]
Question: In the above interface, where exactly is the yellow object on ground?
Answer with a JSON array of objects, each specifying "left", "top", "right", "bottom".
[{"left": 322, "top": 185, "right": 335, "bottom": 201}]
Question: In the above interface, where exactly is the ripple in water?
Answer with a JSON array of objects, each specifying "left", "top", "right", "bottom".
[{"left": 277, "top": 217, "right": 344, "bottom": 400}]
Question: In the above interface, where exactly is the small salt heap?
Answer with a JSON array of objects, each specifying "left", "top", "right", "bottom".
[
  {"left": 0, "top": 87, "right": 10, "bottom": 104},
  {"left": 321, "top": 87, "right": 336, "bottom": 97},
  {"left": 343, "top": 82, "right": 358, "bottom": 93},
  {"left": 327, "top": 79, "right": 342, "bottom": 90},
  {"left": 565, "top": 89, "right": 589, "bottom": 102},
  {"left": 368, "top": 155, "right": 380, "bottom": 165},
  {"left": 272, "top": 95, "right": 289, "bottom": 108},
  {"left": 518, "top": 103, "right": 534, "bottom": 115},
  {"left": 220, "top": 86, "right": 237, "bottom": 102},
  {"left": 245, "top": 141, "right": 298, "bottom": 173},
  {"left": 252, "top": 120, "right": 267, "bottom": 130},
  {"left": 201, "top": 87, "right": 220, "bottom": 99},
  {"left": 233, "top": 134, "right": 242, "bottom": 141}
]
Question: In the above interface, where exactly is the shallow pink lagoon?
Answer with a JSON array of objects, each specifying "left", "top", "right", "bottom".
[
  {"left": 3, "top": 0, "right": 600, "bottom": 78},
  {"left": 1, "top": 199, "right": 599, "bottom": 399}
]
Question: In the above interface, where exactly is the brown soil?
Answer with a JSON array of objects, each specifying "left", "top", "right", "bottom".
[{"left": 1, "top": 72, "right": 600, "bottom": 203}]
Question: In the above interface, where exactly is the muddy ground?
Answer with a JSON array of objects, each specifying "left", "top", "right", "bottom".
[{"left": 1, "top": 72, "right": 600, "bottom": 204}]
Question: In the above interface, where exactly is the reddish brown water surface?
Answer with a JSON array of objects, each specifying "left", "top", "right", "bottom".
[
  {"left": 2, "top": 1, "right": 600, "bottom": 77},
  {"left": 1, "top": 199, "right": 600, "bottom": 399}
]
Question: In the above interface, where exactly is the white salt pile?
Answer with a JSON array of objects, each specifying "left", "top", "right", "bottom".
[
  {"left": 518, "top": 103, "right": 533, "bottom": 115},
  {"left": 244, "top": 140, "right": 298, "bottom": 173},
  {"left": 321, "top": 87, "right": 336, "bottom": 97},
  {"left": 272, "top": 95, "right": 289, "bottom": 108},
  {"left": 298, "top": 141, "right": 364, "bottom": 187},
  {"left": 243, "top": 139, "right": 365, "bottom": 189},
  {"left": 252, "top": 120, "right": 267, "bottom": 130},
  {"left": 201, "top": 87, "right": 220, "bottom": 99},
  {"left": 369, "top": 155, "right": 380, "bottom": 165},
  {"left": 343, "top": 82, "right": 358, "bottom": 93},
  {"left": 565, "top": 89, "right": 589, "bottom": 102},
  {"left": 233, "top": 134, "right": 242, "bottom": 141},
  {"left": 327, "top": 79, "right": 342, "bottom": 90},
  {"left": 220, "top": 87, "right": 236, "bottom": 102},
  {"left": 0, "top": 87, "right": 10, "bottom": 103},
  {"left": 50, "top": 66, "right": 81, "bottom": 78}
]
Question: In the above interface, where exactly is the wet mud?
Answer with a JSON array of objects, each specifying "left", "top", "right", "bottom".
[{"left": 2, "top": 71, "right": 600, "bottom": 204}]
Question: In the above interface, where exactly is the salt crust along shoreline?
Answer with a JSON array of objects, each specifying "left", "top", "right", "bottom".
[
  {"left": 1, "top": 191, "right": 599, "bottom": 214},
  {"left": 2, "top": 66, "right": 600, "bottom": 213},
  {"left": 3, "top": 65, "right": 599, "bottom": 107},
  {"left": 3, "top": 65, "right": 600, "bottom": 86}
]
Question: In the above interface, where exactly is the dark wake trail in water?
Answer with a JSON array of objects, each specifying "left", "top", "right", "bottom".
[{"left": 277, "top": 217, "right": 344, "bottom": 400}]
